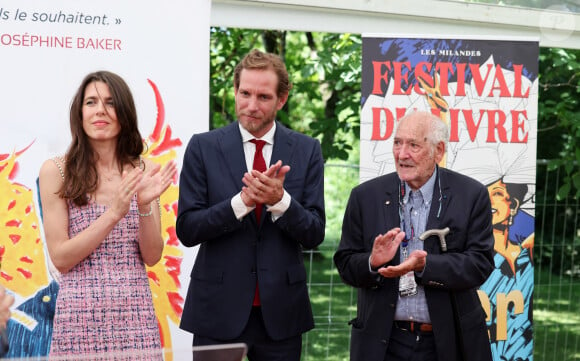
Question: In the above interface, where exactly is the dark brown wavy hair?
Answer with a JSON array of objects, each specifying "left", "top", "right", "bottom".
[
  {"left": 233, "top": 49, "right": 293, "bottom": 98},
  {"left": 60, "top": 71, "right": 144, "bottom": 206}
]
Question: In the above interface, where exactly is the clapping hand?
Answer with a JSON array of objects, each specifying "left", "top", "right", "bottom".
[
  {"left": 111, "top": 167, "right": 143, "bottom": 220},
  {"left": 378, "top": 249, "right": 427, "bottom": 278},
  {"left": 369, "top": 228, "right": 406, "bottom": 270},
  {"left": 241, "top": 160, "right": 290, "bottom": 207},
  {"left": 137, "top": 161, "right": 178, "bottom": 207}
]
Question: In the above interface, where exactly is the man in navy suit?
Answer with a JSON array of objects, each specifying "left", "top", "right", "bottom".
[
  {"left": 334, "top": 111, "right": 493, "bottom": 361},
  {"left": 176, "top": 49, "right": 325, "bottom": 361}
]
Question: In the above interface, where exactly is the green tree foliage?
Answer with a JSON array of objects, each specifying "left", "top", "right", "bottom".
[
  {"left": 210, "top": 28, "right": 361, "bottom": 162},
  {"left": 533, "top": 47, "right": 580, "bottom": 276},
  {"left": 210, "top": 30, "right": 580, "bottom": 196},
  {"left": 539, "top": 47, "right": 580, "bottom": 198}
]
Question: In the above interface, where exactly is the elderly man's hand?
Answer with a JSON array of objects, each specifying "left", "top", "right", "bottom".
[
  {"left": 378, "top": 250, "right": 427, "bottom": 278},
  {"left": 369, "top": 228, "right": 406, "bottom": 269}
]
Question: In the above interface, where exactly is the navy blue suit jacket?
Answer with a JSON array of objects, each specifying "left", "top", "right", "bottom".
[
  {"left": 177, "top": 121, "right": 325, "bottom": 341},
  {"left": 334, "top": 167, "right": 494, "bottom": 361}
]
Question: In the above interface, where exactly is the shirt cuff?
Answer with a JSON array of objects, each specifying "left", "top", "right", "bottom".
[
  {"left": 231, "top": 192, "right": 254, "bottom": 220},
  {"left": 368, "top": 256, "right": 379, "bottom": 274},
  {"left": 266, "top": 190, "right": 291, "bottom": 221}
]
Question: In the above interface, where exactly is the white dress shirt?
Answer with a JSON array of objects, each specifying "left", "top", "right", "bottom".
[{"left": 231, "top": 122, "right": 291, "bottom": 221}]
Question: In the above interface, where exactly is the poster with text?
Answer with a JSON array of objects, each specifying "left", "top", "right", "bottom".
[
  {"left": 361, "top": 35, "right": 538, "bottom": 361},
  {"left": 0, "top": 0, "right": 210, "bottom": 358}
]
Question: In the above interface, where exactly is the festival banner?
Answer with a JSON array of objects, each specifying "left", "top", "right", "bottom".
[
  {"left": 0, "top": 0, "right": 209, "bottom": 358},
  {"left": 360, "top": 35, "right": 538, "bottom": 361}
]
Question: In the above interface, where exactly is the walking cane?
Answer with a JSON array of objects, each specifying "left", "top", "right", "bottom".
[{"left": 420, "top": 227, "right": 468, "bottom": 361}]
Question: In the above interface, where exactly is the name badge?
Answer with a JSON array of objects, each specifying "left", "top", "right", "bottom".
[{"left": 399, "top": 271, "right": 418, "bottom": 297}]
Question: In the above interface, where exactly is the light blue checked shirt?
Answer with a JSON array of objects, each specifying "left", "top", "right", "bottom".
[{"left": 394, "top": 169, "right": 437, "bottom": 324}]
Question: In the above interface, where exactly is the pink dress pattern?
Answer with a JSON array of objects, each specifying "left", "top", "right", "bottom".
[{"left": 49, "top": 197, "right": 162, "bottom": 359}]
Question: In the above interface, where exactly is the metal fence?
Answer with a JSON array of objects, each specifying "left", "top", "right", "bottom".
[{"left": 300, "top": 160, "right": 580, "bottom": 361}]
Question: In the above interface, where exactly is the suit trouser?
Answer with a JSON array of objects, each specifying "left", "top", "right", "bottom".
[
  {"left": 193, "top": 306, "right": 302, "bottom": 361},
  {"left": 385, "top": 323, "right": 437, "bottom": 361}
]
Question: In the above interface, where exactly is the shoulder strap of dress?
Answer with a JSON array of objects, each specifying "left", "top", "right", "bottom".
[{"left": 50, "top": 156, "right": 65, "bottom": 181}]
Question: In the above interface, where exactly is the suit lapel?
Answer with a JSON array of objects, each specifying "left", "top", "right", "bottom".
[
  {"left": 425, "top": 167, "right": 451, "bottom": 253},
  {"left": 426, "top": 167, "right": 450, "bottom": 228},
  {"left": 271, "top": 122, "right": 293, "bottom": 166},
  {"left": 383, "top": 186, "right": 399, "bottom": 230},
  {"left": 219, "top": 122, "right": 247, "bottom": 186},
  {"left": 382, "top": 177, "right": 401, "bottom": 264}
]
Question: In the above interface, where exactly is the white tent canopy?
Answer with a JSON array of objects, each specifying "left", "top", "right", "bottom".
[{"left": 211, "top": 0, "right": 580, "bottom": 49}]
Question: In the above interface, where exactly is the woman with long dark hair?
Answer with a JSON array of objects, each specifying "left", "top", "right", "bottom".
[{"left": 39, "top": 71, "right": 176, "bottom": 358}]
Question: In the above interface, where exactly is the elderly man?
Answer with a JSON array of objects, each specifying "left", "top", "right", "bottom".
[{"left": 334, "top": 111, "right": 494, "bottom": 361}]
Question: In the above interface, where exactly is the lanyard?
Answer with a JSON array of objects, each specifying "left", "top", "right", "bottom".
[
  {"left": 398, "top": 181, "right": 414, "bottom": 258},
  {"left": 398, "top": 168, "right": 444, "bottom": 244},
  {"left": 397, "top": 180, "right": 419, "bottom": 297}
]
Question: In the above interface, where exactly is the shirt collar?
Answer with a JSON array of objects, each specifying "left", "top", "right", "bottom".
[
  {"left": 403, "top": 167, "right": 437, "bottom": 206},
  {"left": 239, "top": 122, "right": 276, "bottom": 145}
]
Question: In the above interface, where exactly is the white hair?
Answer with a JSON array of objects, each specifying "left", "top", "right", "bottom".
[{"left": 397, "top": 111, "right": 449, "bottom": 155}]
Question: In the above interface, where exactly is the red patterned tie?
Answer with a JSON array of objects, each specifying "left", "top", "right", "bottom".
[
  {"left": 249, "top": 139, "right": 266, "bottom": 306},
  {"left": 250, "top": 139, "right": 267, "bottom": 223}
]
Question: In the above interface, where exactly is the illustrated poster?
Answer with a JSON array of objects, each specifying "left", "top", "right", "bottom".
[
  {"left": 0, "top": 0, "right": 210, "bottom": 358},
  {"left": 361, "top": 35, "right": 538, "bottom": 361}
]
